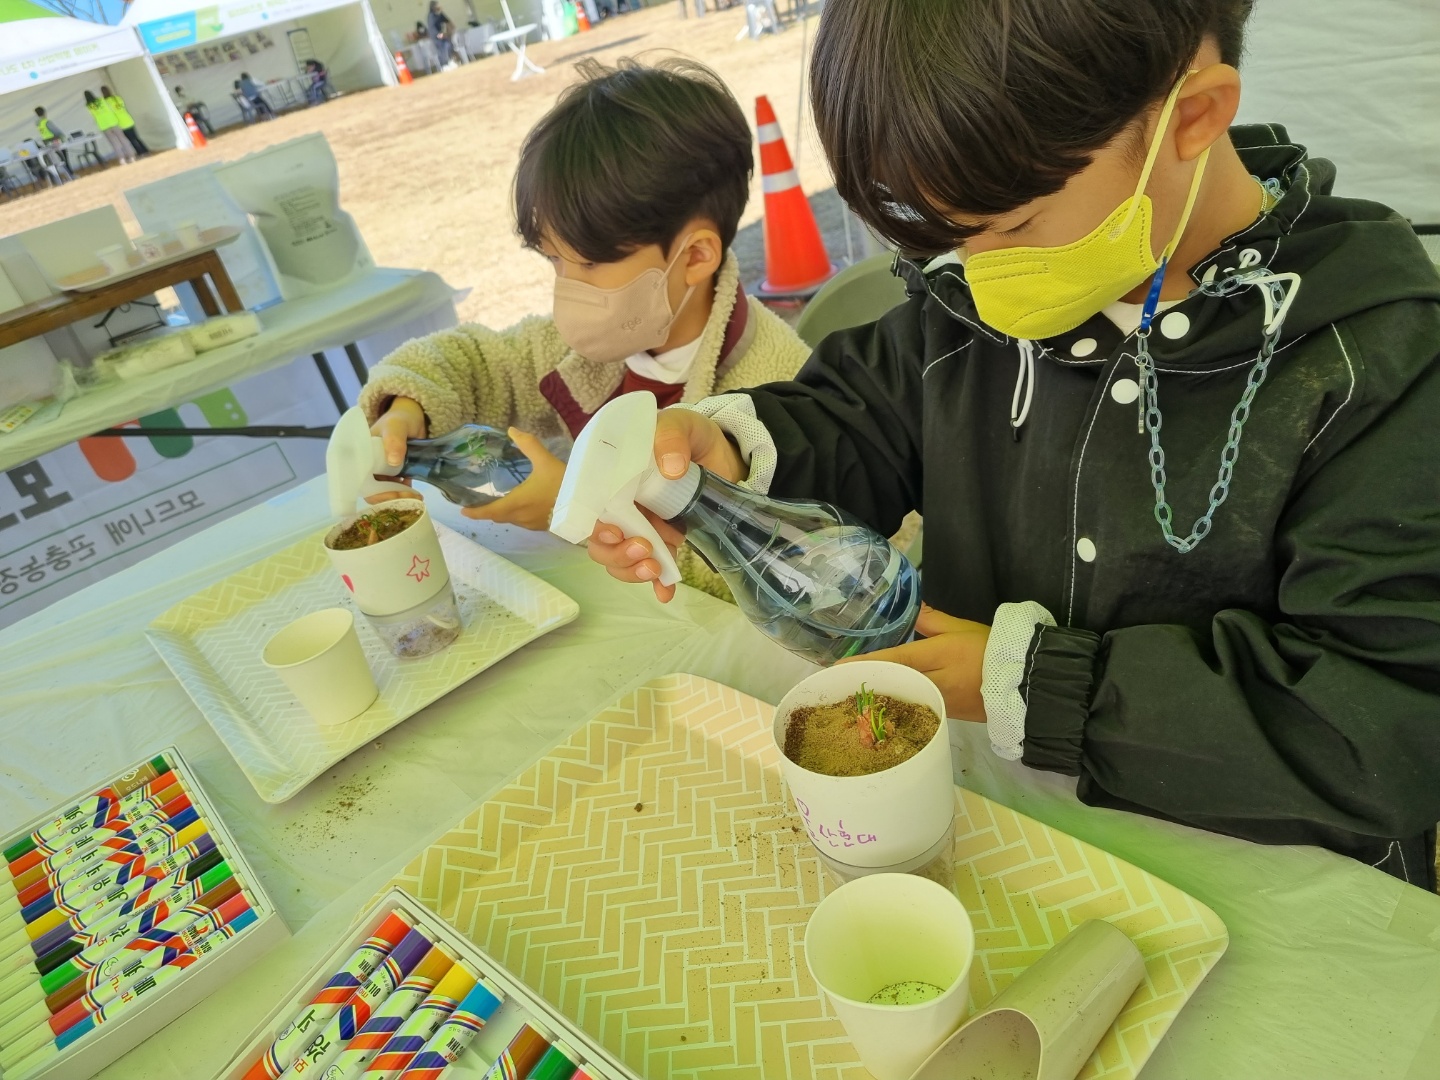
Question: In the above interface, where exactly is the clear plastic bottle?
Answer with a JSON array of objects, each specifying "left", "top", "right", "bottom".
[
  {"left": 661, "top": 467, "right": 920, "bottom": 665},
  {"left": 387, "top": 426, "right": 533, "bottom": 507}
]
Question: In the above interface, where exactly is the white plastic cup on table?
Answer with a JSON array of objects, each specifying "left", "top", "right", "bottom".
[
  {"left": 175, "top": 222, "right": 202, "bottom": 248},
  {"left": 97, "top": 243, "right": 132, "bottom": 275},
  {"left": 804, "top": 873, "right": 974, "bottom": 1080},
  {"left": 262, "top": 608, "right": 378, "bottom": 725},
  {"left": 910, "top": 919, "right": 1145, "bottom": 1080}
]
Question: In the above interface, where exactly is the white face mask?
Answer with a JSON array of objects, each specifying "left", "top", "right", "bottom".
[{"left": 551, "top": 236, "right": 697, "bottom": 365}]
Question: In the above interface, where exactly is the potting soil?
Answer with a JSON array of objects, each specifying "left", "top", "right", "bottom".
[
  {"left": 328, "top": 507, "right": 422, "bottom": 550},
  {"left": 783, "top": 694, "right": 940, "bottom": 777}
]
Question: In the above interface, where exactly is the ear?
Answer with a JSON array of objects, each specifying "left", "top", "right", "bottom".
[
  {"left": 1173, "top": 63, "right": 1241, "bottom": 162},
  {"left": 678, "top": 223, "right": 724, "bottom": 287}
]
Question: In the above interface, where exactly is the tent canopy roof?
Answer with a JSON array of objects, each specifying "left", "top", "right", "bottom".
[{"left": 0, "top": 1, "right": 142, "bottom": 63}]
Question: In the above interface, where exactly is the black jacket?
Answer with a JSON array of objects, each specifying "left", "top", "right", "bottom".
[{"left": 743, "top": 127, "right": 1440, "bottom": 889}]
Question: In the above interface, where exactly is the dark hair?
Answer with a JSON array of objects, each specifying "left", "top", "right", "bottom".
[
  {"left": 34, "top": 107, "right": 44, "bottom": 116},
  {"left": 100, "top": 85, "right": 112, "bottom": 96},
  {"left": 83, "top": 90, "right": 98, "bottom": 106},
  {"left": 514, "top": 57, "right": 754, "bottom": 262},
  {"left": 812, "top": 0, "right": 1254, "bottom": 255}
]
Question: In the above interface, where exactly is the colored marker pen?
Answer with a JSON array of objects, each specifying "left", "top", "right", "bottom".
[
  {"left": 476, "top": 1020, "right": 554, "bottom": 1080},
  {"left": 523, "top": 1040, "right": 581, "bottom": 1080},
  {"left": 395, "top": 978, "right": 507, "bottom": 1080}
]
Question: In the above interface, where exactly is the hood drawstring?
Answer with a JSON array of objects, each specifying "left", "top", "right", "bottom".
[{"left": 1010, "top": 339, "right": 1035, "bottom": 440}]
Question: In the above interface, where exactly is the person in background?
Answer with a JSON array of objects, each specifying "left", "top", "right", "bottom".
[
  {"left": 172, "top": 86, "right": 213, "bottom": 135},
  {"left": 83, "top": 90, "right": 135, "bottom": 165},
  {"left": 305, "top": 59, "right": 333, "bottom": 104},
  {"left": 238, "top": 72, "right": 277, "bottom": 119},
  {"left": 32, "top": 107, "right": 72, "bottom": 177},
  {"left": 99, "top": 86, "right": 148, "bottom": 157},
  {"left": 428, "top": 1, "right": 456, "bottom": 67},
  {"left": 363, "top": 59, "right": 811, "bottom": 597}
]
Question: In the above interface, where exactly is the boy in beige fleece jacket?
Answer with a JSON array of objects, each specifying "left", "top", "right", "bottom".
[{"left": 359, "top": 58, "right": 811, "bottom": 600}]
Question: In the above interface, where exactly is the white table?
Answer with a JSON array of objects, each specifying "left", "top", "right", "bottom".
[
  {"left": 0, "top": 268, "right": 454, "bottom": 472},
  {"left": 1, "top": 476, "right": 1438, "bottom": 1078},
  {"left": 490, "top": 23, "right": 544, "bottom": 80}
]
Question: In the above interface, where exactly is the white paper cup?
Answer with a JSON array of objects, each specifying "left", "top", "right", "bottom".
[
  {"left": 175, "top": 222, "right": 202, "bottom": 248},
  {"left": 323, "top": 498, "right": 450, "bottom": 618},
  {"left": 262, "top": 608, "right": 378, "bottom": 726},
  {"left": 909, "top": 919, "right": 1145, "bottom": 1080},
  {"left": 323, "top": 498, "right": 460, "bottom": 659},
  {"left": 775, "top": 661, "right": 953, "bottom": 869},
  {"left": 97, "top": 244, "right": 133, "bottom": 274},
  {"left": 805, "top": 874, "right": 974, "bottom": 1080}
]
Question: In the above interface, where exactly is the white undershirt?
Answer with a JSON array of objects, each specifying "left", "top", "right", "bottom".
[
  {"left": 1101, "top": 297, "right": 1180, "bottom": 335},
  {"left": 625, "top": 335, "right": 703, "bottom": 385}
]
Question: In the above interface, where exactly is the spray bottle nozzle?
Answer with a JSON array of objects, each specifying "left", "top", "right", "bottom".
[
  {"left": 326, "top": 407, "right": 406, "bottom": 517},
  {"left": 550, "top": 392, "right": 700, "bottom": 587}
]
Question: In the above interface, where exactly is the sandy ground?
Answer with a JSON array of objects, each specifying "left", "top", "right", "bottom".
[{"left": 0, "top": 5, "right": 867, "bottom": 331}]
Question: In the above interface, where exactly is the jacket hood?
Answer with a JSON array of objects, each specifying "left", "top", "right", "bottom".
[{"left": 908, "top": 124, "right": 1440, "bottom": 369}]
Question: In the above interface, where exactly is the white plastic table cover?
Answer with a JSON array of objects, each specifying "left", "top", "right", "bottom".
[
  {"left": 1, "top": 477, "right": 1438, "bottom": 1080},
  {"left": 0, "top": 267, "right": 454, "bottom": 472}
]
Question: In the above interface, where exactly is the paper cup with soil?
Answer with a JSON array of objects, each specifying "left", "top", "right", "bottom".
[
  {"left": 775, "top": 661, "right": 954, "bottom": 886},
  {"left": 322, "top": 499, "right": 462, "bottom": 659}
]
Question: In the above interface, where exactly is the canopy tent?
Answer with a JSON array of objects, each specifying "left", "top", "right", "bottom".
[
  {"left": 0, "top": 0, "right": 190, "bottom": 152},
  {"left": 124, "top": 0, "right": 395, "bottom": 127}
]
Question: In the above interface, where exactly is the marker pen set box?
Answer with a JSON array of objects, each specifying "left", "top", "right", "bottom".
[
  {"left": 0, "top": 747, "right": 287, "bottom": 1080},
  {"left": 220, "top": 888, "right": 640, "bottom": 1080}
]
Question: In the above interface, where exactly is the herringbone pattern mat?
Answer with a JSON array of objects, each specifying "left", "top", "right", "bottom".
[
  {"left": 388, "top": 675, "right": 1227, "bottom": 1079},
  {"left": 148, "top": 523, "right": 578, "bottom": 803}
]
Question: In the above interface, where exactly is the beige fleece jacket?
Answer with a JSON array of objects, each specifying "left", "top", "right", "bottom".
[{"left": 358, "top": 252, "right": 812, "bottom": 601}]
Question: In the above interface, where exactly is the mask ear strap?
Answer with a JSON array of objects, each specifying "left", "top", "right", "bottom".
[
  {"left": 1112, "top": 72, "right": 1195, "bottom": 238},
  {"left": 1162, "top": 145, "right": 1210, "bottom": 260}
]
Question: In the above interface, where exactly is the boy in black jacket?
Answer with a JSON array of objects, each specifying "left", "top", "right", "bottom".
[{"left": 589, "top": 0, "right": 1440, "bottom": 890}]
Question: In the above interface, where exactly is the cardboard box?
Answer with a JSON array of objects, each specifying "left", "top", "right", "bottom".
[
  {"left": 219, "top": 887, "right": 639, "bottom": 1080},
  {"left": 0, "top": 746, "right": 287, "bottom": 1080}
]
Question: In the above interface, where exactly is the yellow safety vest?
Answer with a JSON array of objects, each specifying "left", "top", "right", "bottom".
[
  {"left": 104, "top": 96, "right": 135, "bottom": 128},
  {"left": 36, "top": 117, "right": 56, "bottom": 141},
  {"left": 88, "top": 100, "right": 119, "bottom": 130}
]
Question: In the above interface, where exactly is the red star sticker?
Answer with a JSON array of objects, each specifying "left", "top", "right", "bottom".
[{"left": 406, "top": 555, "right": 431, "bottom": 583}]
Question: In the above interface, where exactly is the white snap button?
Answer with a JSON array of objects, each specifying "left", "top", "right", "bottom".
[
  {"left": 1070, "top": 337, "right": 1098, "bottom": 358},
  {"left": 1076, "top": 538, "right": 1097, "bottom": 563},
  {"left": 1160, "top": 311, "right": 1191, "bottom": 339},
  {"left": 1239, "top": 248, "right": 1262, "bottom": 267},
  {"left": 1111, "top": 378, "right": 1140, "bottom": 405}
]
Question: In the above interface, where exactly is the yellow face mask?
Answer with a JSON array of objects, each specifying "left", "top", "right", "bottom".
[{"left": 964, "top": 75, "right": 1210, "bottom": 340}]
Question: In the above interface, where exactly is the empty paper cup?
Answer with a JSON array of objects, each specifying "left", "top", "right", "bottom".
[
  {"left": 909, "top": 919, "right": 1145, "bottom": 1080},
  {"left": 97, "top": 244, "right": 132, "bottom": 274},
  {"left": 175, "top": 222, "right": 202, "bottom": 248},
  {"left": 262, "top": 608, "right": 378, "bottom": 726},
  {"left": 805, "top": 874, "right": 974, "bottom": 1080}
]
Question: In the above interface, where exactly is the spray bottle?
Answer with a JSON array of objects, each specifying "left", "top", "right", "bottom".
[
  {"left": 325, "top": 407, "right": 531, "bottom": 509},
  {"left": 550, "top": 393, "right": 920, "bottom": 665}
]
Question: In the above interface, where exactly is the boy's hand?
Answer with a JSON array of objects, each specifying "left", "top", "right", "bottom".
[
  {"left": 583, "top": 409, "right": 745, "bottom": 602},
  {"left": 370, "top": 397, "right": 427, "bottom": 469},
  {"left": 848, "top": 606, "right": 990, "bottom": 722},
  {"left": 463, "top": 428, "right": 564, "bottom": 531}
]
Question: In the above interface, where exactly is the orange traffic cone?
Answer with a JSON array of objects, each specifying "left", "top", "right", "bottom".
[
  {"left": 754, "top": 95, "right": 834, "bottom": 299},
  {"left": 183, "top": 112, "right": 207, "bottom": 148},
  {"left": 394, "top": 51, "right": 413, "bottom": 85},
  {"left": 576, "top": 3, "right": 592, "bottom": 30}
]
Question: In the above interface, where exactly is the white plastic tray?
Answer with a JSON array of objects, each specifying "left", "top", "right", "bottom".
[{"left": 146, "top": 524, "right": 579, "bottom": 803}]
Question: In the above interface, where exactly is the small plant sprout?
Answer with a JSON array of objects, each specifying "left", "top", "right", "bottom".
[{"left": 855, "top": 683, "right": 887, "bottom": 748}]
